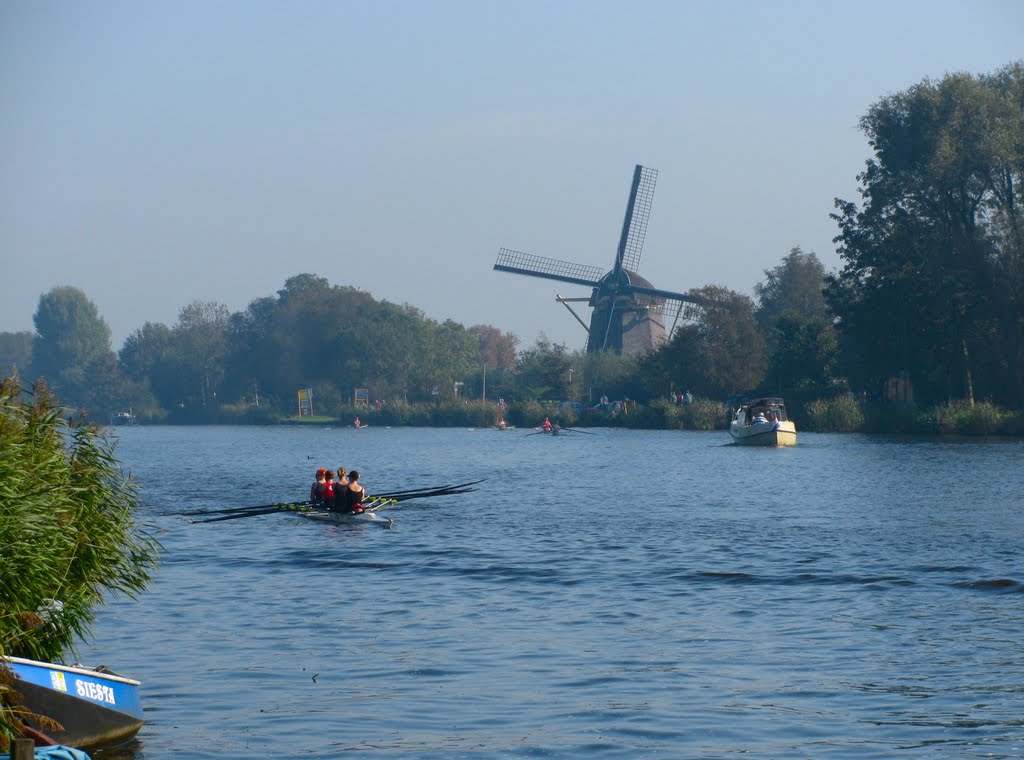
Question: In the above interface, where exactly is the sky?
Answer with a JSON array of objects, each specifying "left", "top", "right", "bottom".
[{"left": 2, "top": 1, "right": 1023, "bottom": 353}]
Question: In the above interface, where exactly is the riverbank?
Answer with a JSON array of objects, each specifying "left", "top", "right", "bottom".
[{"left": 120, "top": 396, "right": 1024, "bottom": 436}]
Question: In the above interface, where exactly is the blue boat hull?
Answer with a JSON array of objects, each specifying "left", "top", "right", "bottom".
[{"left": 4, "top": 656, "right": 144, "bottom": 749}]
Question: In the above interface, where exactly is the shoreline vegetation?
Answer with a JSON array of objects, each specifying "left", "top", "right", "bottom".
[
  {"left": 0, "top": 376, "right": 161, "bottom": 750},
  {"left": 129, "top": 396, "right": 1024, "bottom": 437}
]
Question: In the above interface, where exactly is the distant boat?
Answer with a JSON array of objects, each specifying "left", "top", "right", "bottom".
[
  {"left": 3, "top": 655, "right": 144, "bottom": 749},
  {"left": 729, "top": 397, "right": 797, "bottom": 446},
  {"left": 110, "top": 410, "right": 137, "bottom": 426}
]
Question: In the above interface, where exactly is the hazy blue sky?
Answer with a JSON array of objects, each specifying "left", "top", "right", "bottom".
[{"left": 3, "top": 1, "right": 1022, "bottom": 351}]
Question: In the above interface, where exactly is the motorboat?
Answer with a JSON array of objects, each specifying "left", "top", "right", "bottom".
[{"left": 729, "top": 396, "right": 797, "bottom": 446}]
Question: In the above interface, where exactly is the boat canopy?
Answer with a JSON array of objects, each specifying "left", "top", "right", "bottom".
[{"left": 743, "top": 397, "right": 789, "bottom": 420}]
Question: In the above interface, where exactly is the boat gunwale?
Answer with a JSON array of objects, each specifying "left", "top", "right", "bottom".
[{"left": 3, "top": 655, "right": 141, "bottom": 687}]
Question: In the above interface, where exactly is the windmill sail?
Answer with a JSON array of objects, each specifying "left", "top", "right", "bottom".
[
  {"left": 614, "top": 165, "right": 658, "bottom": 275},
  {"left": 494, "top": 248, "right": 604, "bottom": 287}
]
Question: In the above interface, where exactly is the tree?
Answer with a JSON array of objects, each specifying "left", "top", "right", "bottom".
[
  {"left": 31, "top": 287, "right": 111, "bottom": 402},
  {"left": 221, "top": 275, "right": 490, "bottom": 408},
  {"left": 766, "top": 311, "right": 839, "bottom": 397},
  {"left": 0, "top": 332, "right": 33, "bottom": 377},
  {"left": 650, "top": 286, "right": 766, "bottom": 399},
  {"left": 516, "top": 337, "right": 573, "bottom": 400},
  {"left": 119, "top": 322, "right": 173, "bottom": 383},
  {"left": 469, "top": 325, "right": 519, "bottom": 372},
  {"left": 173, "top": 301, "right": 230, "bottom": 408},
  {"left": 577, "top": 349, "right": 636, "bottom": 403},
  {"left": 828, "top": 63, "right": 1024, "bottom": 406},
  {"left": 754, "top": 246, "right": 829, "bottom": 327}
]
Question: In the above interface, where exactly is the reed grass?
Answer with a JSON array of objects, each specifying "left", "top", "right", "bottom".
[
  {"left": 678, "top": 398, "right": 729, "bottom": 430},
  {"left": 628, "top": 399, "right": 678, "bottom": 429},
  {"left": 0, "top": 375, "right": 161, "bottom": 749},
  {"left": 925, "top": 400, "right": 1006, "bottom": 435},
  {"left": 804, "top": 395, "right": 866, "bottom": 433}
]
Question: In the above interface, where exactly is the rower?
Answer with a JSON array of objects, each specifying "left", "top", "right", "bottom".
[
  {"left": 310, "top": 469, "right": 326, "bottom": 501},
  {"left": 337, "top": 470, "right": 366, "bottom": 514},
  {"left": 322, "top": 470, "right": 336, "bottom": 503},
  {"left": 543, "top": 417, "right": 552, "bottom": 432}
]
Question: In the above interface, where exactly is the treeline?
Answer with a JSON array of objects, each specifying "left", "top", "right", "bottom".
[
  {"left": 1, "top": 62, "right": 1022, "bottom": 424},
  {"left": 0, "top": 275, "right": 525, "bottom": 422}
]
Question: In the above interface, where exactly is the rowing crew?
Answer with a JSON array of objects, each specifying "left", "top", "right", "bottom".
[{"left": 310, "top": 468, "right": 367, "bottom": 514}]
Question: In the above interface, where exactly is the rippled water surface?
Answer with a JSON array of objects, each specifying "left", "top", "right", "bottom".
[{"left": 81, "top": 426, "right": 1024, "bottom": 758}]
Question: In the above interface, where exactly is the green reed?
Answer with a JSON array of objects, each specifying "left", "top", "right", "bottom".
[
  {"left": 678, "top": 398, "right": 729, "bottom": 430},
  {"left": 925, "top": 400, "right": 1006, "bottom": 435},
  {"left": 804, "top": 395, "right": 866, "bottom": 433},
  {"left": 0, "top": 375, "right": 161, "bottom": 748}
]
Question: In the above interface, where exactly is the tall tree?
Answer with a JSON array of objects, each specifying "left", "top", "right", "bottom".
[
  {"left": 118, "top": 322, "right": 176, "bottom": 413},
  {"left": 119, "top": 323, "right": 173, "bottom": 383},
  {"left": 766, "top": 311, "right": 839, "bottom": 397},
  {"left": 754, "top": 246, "right": 829, "bottom": 327},
  {"left": 31, "top": 287, "right": 112, "bottom": 402},
  {"left": 516, "top": 337, "right": 573, "bottom": 401},
  {"left": 173, "top": 301, "right": 230, "bottom": 408},
  {"left": 0, "top": 332, "right": 33, "bottom": 377},
  {"left": 469, "top": 324, "right": 519, "bottom": 372},
  {"left": 828, "top": 63, "right": 1024, "bottom": 406},
  {"left": 649, "top": 286, "right": 766, "bottom": 399}
]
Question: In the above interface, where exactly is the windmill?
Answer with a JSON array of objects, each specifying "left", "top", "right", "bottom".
[{"left": 494, "top": 164, "right": 704, "bottom": 356}]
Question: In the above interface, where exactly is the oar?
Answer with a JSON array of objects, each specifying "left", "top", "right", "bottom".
[
  {"left": 380, "top": 483, "right": 481, "bottom": 501},
  {"left": 372, "top": 479, "right": 483, "bottom": 498},
  {"left": 174, "top": 500, "right": 315, "bottom": 517},
  {"left": 191, "top": 505, "right": 301, "bottom": 523},
  {"left": 561, "top": 427, "right": 597, "bottom": 435},
  {"left": 370, "top": 483, "right": 453, "bottom": 499},
  {"left": 363, "top": 498, "right": 397, "bottom": 513},
  {"left": 388, "top": 487, "right": 477, "bottom": 503},
  {"left": 371, "top": 479, "right": 484, "bottom": 499}
]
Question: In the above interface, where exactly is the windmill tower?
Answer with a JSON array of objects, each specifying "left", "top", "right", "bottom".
[{"left": 494, "top": 165, "right": 703, "bottom": 356}]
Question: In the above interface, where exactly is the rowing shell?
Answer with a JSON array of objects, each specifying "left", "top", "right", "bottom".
[{"left": 296, "top": 509, "right": 394, "bottom": 529}]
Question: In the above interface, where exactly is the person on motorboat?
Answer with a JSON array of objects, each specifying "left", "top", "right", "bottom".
[{"left": 752, "top": 410, "right": 769, "bottom": 424}]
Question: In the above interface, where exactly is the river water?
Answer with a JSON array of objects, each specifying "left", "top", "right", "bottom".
[{"left": 78, "top": 425, "right": 1024, "bottom": 759}]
